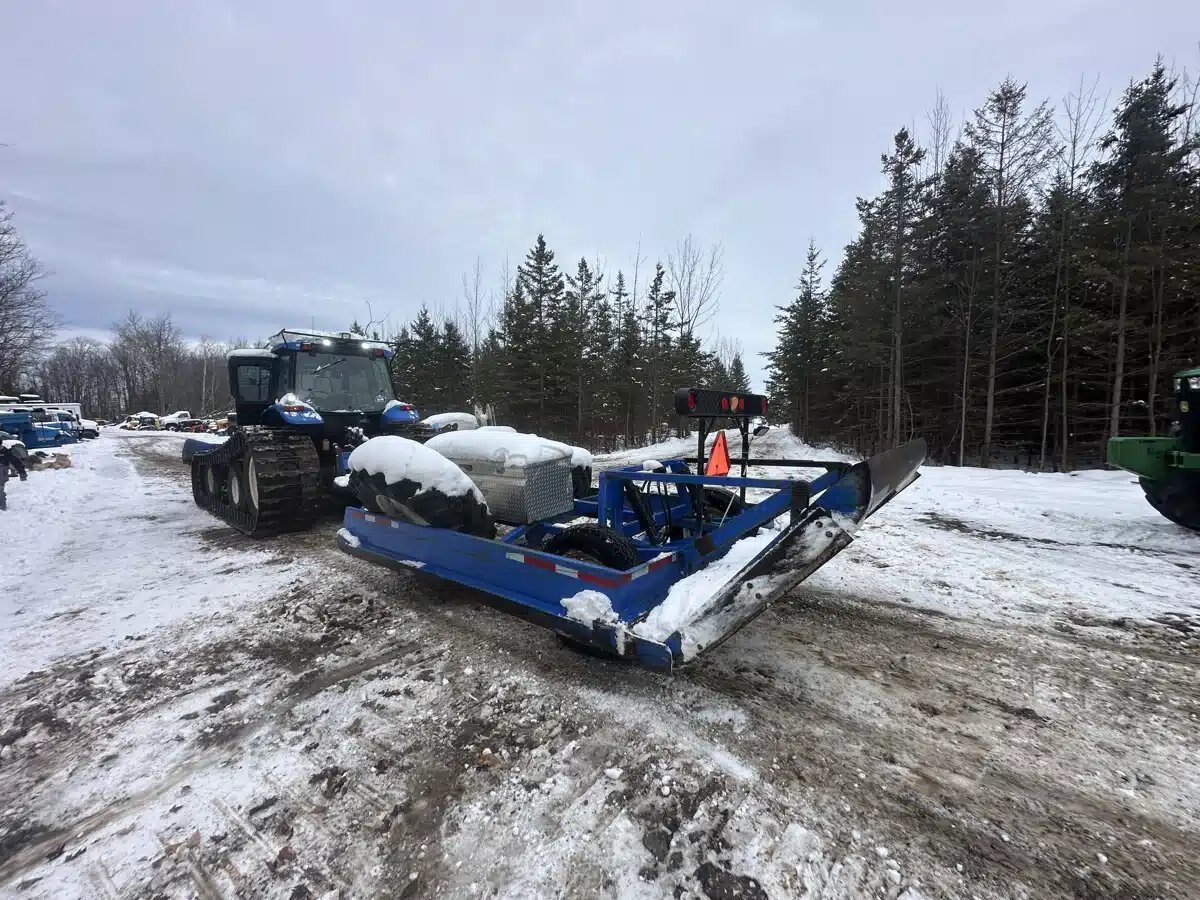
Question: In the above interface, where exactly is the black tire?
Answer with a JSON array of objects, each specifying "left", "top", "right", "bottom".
[
  {"left": 349, "top": 468, "right": 495, "bottom": 538},
  {"left": 702, "top": 487, "right": 744, "bottom": 523},
  {"left": 668, "top": 487, "right": 746, "bottom": 539},
  {"left": 543, "top": 524, "right": 641, "bottom": 570},
  {"left": 571, "top": 464, "right": 593, "bottom": 498},
  {"left": 1141, "top": 473, "right": 1200, "bottom": 532}
]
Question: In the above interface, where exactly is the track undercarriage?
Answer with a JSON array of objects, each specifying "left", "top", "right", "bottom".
[{"left": 191, "top": 429, "right": 322, "bottom": 536}]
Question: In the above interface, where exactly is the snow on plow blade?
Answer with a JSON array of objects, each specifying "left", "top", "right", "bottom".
[{"left": 654, "top": 439, "right": 926, "bottom": 663}]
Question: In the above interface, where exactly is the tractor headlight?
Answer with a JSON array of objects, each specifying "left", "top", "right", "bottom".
[{"left": 1187, "top": 376, "right": 1200, "bottom": 391}]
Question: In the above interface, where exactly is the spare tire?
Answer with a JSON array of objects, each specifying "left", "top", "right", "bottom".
[
  {"left": 347, "top": 436, "right": 495, "bottom": 538},
  {"left": 571, "top": 464, "right": 593, "bottom": 498}
]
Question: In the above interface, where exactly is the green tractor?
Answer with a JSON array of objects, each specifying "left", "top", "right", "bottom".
[{"left": 1107, "top": 367, "right": 1200, "bottom": 531}]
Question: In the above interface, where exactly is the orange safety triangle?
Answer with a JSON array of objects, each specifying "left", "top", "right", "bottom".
[{"left": 705, "top": 431, "right": 731, "bottom": 477}]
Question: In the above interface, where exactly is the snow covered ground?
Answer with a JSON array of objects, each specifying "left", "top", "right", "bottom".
[
  {"left": 1, "top": 430, "right": 1198, "bottom": 899},
  {"left": 0, "top": 436, "right": 305, "bottom": 685}
]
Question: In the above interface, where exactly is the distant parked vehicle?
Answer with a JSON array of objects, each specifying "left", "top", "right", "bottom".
[
  {"left": 119, "top": 411, "right": 161, "bottom": 430},
  {"left": 159, "top": 410, "right": 203, "bottom": 431}
]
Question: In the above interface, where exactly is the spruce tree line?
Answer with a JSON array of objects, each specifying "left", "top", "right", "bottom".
[
  {"left": 765, "top": 62, "right": 1199, "bottom": 469},
  {"left": 386, "top": 234, "right": 748, "bottom": 448}
]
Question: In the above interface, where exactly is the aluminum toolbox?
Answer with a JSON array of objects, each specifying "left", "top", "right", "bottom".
[{"left": 445, "top": 455, "right": 574, "bottom": 524}]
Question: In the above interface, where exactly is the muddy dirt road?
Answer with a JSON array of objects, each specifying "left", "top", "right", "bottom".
[{"left": 1, "top": 434, "right": 1197, "bottom": 898}]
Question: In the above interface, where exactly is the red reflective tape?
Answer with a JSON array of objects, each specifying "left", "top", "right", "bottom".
[
  {"left": 649, "top": 555, "right": 675, "bottom": 571},
  {"left": 524, "top": 555, "right": 557, "bottom": 572},
  {"left": 578, "top": 570, "right": 624, "bottom": 589}
]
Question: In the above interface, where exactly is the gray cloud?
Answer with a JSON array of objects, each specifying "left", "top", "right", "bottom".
[{"left": 2, "top": 0, "right": 1193, "bottom": 383}]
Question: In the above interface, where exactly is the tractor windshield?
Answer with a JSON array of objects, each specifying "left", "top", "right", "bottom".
[{"left": 294, "top": 352, "right": 393, "bottom": 413}]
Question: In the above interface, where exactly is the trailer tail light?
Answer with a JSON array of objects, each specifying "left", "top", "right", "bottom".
[
  {"left": 762, "top": 397, "right": 768, "bottom": 415},
  {"left": 719, "top": 396, "right": 730, "bottom": 411},
  {"left": 283, "top": 404, "right": 308, "bottom": 413},
  {"left": 371, "top": 348, "right": 387, "bottom": 358},
  {"left": 687, "top": 391, "right": 697, "bottom": 412},
  {"left": 299, "top": 341, "right": 315, "bottom": 352}
]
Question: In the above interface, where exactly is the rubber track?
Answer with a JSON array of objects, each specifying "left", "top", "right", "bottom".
[{"left": 191, "top": 429, "right": 321, "bottom": 536}]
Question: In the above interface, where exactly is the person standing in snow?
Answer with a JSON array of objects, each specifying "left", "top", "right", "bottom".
[{"left": 0, "top": 431, "right": 29, "bottom": 511}]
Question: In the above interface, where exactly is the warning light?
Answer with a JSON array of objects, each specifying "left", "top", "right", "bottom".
[
  {"left": 761, "top": 397, "right": 768, "bottom": 415},
  {"left": 719, "top": 396, "right": 730, "bottom": 411},
  {"left": 687, "top": 391, "right": 698, "bottom": 411}
]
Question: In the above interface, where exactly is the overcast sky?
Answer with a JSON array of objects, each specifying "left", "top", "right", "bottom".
[{"left": 2, "top": 0, "right": 1194, "bottom": 387}]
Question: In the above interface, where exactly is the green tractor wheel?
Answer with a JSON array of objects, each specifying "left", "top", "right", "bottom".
[{"left": 1139, "top": 473, "right": 1200, "bottom": 532}]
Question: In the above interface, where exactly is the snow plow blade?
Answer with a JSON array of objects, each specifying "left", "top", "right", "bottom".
[{"left": 662, "top": 439, "right": 926, "bottom": 663}]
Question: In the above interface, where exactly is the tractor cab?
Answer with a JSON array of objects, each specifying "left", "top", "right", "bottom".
[{"left": 227, "top": 330, "right": 419, "bottom": 442}]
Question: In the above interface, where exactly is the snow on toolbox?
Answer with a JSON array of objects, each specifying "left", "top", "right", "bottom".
[
  {"left": 424, "top": 430, "right": 575, "bottom": 524},
  {"left": 338, "top": 388, "right": 926, "bottom": 671}
]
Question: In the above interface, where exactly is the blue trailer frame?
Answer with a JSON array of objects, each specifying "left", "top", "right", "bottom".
[{"left": 338, "top": 402, "right": 927, "bottom": 670}]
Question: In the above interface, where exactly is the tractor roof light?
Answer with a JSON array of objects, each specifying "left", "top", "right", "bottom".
[
  {"left": 322, "top": 339, "right": 332, "bottom": 346},
  {"left": 299, "top": 341, "right": 315, "bottom": 352},
  {"left": 1186, "top": 376, "right": 1200, "bottom": 391}
]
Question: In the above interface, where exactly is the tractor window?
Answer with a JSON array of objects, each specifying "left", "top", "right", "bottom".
[
  {"left": 236, "top": 365, "right": 271, "bottom": 403},
  {"left": 295, "top": 353, "right": 392, "bottom": 412}
]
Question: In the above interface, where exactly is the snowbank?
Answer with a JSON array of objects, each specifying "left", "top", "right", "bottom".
[
  {"left": 421, "top": 411, "right": 479, "bottom": 430},
  {"left": 349, "top": 435, "right": 482, "bottom": 499},
  {"left": 425, "top": 430, "right": 572, "bottom": 469},
  {"left": 477, "top": 425, "right": 516, "bottom": 433}
]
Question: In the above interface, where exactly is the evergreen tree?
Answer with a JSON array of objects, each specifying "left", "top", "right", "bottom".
[
  {"left": 565, "top": 258, "right": 604, "bottom": 439},
  {"left": 878, "top": 128, "right": 927, "bottom": 445},
  {"left": 1089, "top": 61, "right": 1195, "bottom": 440},
  {"left": 641, "top": 264, "right": 675, "bottom": 441},
  {"left": 729, "top": 354, "right": 750, "bottom": 393},
  {"left": 965, "top": 78, "right": 1055, "bottom": 464},
  {"left": 765, "top": 240, "right": 829, "bottom": 438},
  {"left": 437, "top": 318, "right": 473, "bottom": 409},
  {"left": 610, "top": 271, "right": 643, "bottom": 443},
  {"left": 496, "top": 278, "right": 540, "bottom": 429},
  {"left": 515, "top": 235, "right": 567, "bottom": 432}
]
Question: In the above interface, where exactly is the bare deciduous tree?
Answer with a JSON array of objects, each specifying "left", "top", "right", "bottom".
[
  {"left": 666, "top": 235, "right": 723, "bottom": 343},
  {"left": 0, "top": 203, "right": 56, "bottom": 392}
]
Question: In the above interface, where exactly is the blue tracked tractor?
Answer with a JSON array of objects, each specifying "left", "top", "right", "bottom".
[
  {"left": 338, "top": 388, "right": 926, "bottom": 669},
  {"left": 187, "top": 330, "right": 420, "bottom": 536}
]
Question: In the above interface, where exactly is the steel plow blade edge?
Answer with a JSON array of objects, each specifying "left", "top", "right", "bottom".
[{"left": 666, "top": 438, "right": 926, "bottom": 663}]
